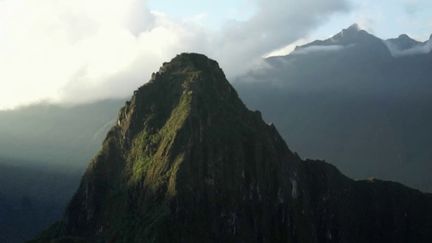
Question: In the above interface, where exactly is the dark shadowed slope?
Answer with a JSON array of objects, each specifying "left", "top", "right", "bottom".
[
  {"left": 32, "top": 53, "right": 432, "bottom": 243},
  {"left": 0, "top": 160, "right": 79, "bottom": 243}
]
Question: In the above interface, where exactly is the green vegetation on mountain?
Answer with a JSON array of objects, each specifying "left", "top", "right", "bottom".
[{"left": 31, "top": 53, "right": 432, "bottom": 243}]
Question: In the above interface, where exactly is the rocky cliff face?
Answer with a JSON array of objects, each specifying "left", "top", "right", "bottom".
[{"left": 32, "top": 53, "right": 432, "bottom": 243}]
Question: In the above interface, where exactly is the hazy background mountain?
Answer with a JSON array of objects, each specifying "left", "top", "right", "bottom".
[
  {"left": 0, "top": 100, "right": 123, "bottom": 242},
  {"left": 234, "top": 24, "right": 432, "bottom": 192},
  {"left": 0, "top": 100, "right": 124, "bottom": 170}
]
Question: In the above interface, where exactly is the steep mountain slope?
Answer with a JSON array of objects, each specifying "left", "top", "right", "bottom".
[
  {"left": 33, "top": 53, "right": 432, "bottom": 243},
  {"left": 235, "top": 25, "right": 432, "bottom": 192}
]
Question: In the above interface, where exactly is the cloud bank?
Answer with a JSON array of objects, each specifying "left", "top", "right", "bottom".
[
  {"left": 0, "top": 0, "right": 350, "bottom": 109},
  {"left": 292, "top": 45, "right": 348, "bottom": 55},
  {"left": 384, "top": 39, "right": 432, "bottom": 57}
]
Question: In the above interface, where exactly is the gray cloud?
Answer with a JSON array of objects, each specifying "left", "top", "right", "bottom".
[
  {"left": 384, "top": 39, "right": 432, "bottom": 57},
  {"left": 126, "top": 0, "right": 156, "bottom": 36},
  {"left": 209, "top": 0, "right": 352, "bottom": 75},
  {"left": 119, "top": 0, "right": 352, "bottom": 77}
]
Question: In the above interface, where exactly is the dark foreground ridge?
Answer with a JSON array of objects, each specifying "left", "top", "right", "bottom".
[{"left": 32, "top": 53, "right": 432, "bottom": 243}]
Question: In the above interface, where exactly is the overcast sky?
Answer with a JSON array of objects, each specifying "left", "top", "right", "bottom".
[{"left": 0, "top": 0, "right": 431, "bottom": 109}]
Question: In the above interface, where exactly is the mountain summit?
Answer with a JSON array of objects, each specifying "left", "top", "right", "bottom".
[
  {"left": 386, "top": 34, "right": 421, "bottom": 50},
  {"left": 33, "top": 53, "right": 432, "bottom": 243},
  {"left": 300, "top": 23, "right": 382, "bottom": 48}
]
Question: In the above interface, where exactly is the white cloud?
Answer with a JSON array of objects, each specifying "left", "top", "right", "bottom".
[
  {"left": 0, "top": 0, "right": 191, "bottom": 108},
  {"left": 292, "top": 45, "right": 348, "bottom": 55},
  {"left": 265, "top": 38, "right": 312, "bottom": 57},
  {"left": 0, "top": 0, "right": 351, "bottom": 109}
]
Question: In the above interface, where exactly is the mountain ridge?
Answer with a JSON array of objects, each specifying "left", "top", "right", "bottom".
[
  {"left": 291, "top": 24, "right": 431, "bottom": 57},
  {"left": 32, "top": 53, "right": 432, "bottom": 243},
  {"left": 236, "top": 24, "right": 432, "bottom": 193}
]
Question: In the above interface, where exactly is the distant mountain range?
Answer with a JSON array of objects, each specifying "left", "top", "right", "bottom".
[{"left": 235, "top": 24, "right": 432, "bottom": 192}]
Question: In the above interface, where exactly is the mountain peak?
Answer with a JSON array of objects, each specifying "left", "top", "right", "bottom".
[
  {"left": 119, "top": 53, "right": 242, "bottom": 146},
  {"left": 297, "top": 24, "right": 382, "bottom": 51},
  {"left": 150, "top": 53, "right": 231, "bottom": 90},
  {"left": 159, "top": 53, "right": 220, "bottom": 74},
  {"left": 330, "top": 23, "right": 376, "bottom": 43},
  {"left": 345, "top": 23, "right": 361, "bottom": 32},
  {"left": 33, "top": 54, "right": 432, "bottom": 243},
  {"left": 39, "top": 53, "right": 308, "bottom": 242},
  {"left": 339, "top": 23, "right": 365, "bottom": 38},
  {"left": 398, "top": 34, "right": 412, "bottom": 40},
  {"left": 386, "top": 34, "right": 421, "bottom": 51}
]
